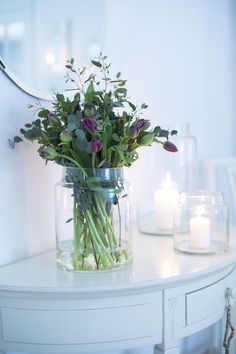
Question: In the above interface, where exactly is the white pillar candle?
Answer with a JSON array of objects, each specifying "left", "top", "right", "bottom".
[
  {"left": 190, "top": 207, "right": 210, "bottom": 248},
  {"left": 154, "top": 173, "right": 178, "bottom": 230}
]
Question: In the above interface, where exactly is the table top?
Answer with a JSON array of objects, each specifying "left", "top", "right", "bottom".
[{"left": 1, "top": 228, "right": 236, "bottom": 293}]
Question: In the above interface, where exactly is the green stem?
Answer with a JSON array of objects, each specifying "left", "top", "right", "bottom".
[
  {"left": 96, "top": 196, "right": 117, "bottom": 246},
  {"left": 92, "top": 152, "right": 96, "bottom": 169},
  {"left": 86, "top": 210, "right": 114, "bottom": 264},
  {"left": 94, "top": 197, "right": 116, "bottom": 248},
  {"left": 57, "top": 154, "right": 87, "bottom": 175}
]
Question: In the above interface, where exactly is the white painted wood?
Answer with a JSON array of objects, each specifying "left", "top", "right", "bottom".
[
  {"left": 186, "top": 275, "right": 231, "bottom": 325},
  {"left": 0, "top": 228, "right": 236, "bottom": 353},
  {"left": 1, "top": 292, "right": 162, "bottom": 345},
  {"left": 154, "top": 345, "right": 180, "bottom": 354}
]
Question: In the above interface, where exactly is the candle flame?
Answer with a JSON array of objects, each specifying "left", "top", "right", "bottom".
[{"left": 162, "top": 171, "right": 174, "bottom": 188}]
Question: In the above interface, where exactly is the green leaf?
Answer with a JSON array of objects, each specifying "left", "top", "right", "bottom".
[
  {"left": 97, "top": 159, "right": 106, "bottom": 168},
  {"left": 171, "top": 129, "right": 178, "bottom": 136},
  {"left": 128, "top": 101, "right": 136, "bottom": 111},
  {"left": 31, "top": 127, "right": 42, "bottom": 138},
  {"left": 159, "top": 129, "right": 169, "bottom": 138},
  {"left": 38, "top": 109, "right": 50, "bottom": 118},
  {"left": 85, "top": 81, "right": 95, "bottom": 102},
  {"left": 24, "top": 130, "right": 35, "bottom": 140},
  {"left": 66, "top": 218, "right": 73, "bottom": 223},
  {"left": 73, "top": 92, "right": 80, "bottom": 102},
  {"left": 153, "top": 126, "right": 161, "bottom": 135},
  {"left": 118, "top": 80, "right": 126, "bottom": 86},
  {"left": 113, "top": 101, "right": 124, "bottom": 107},
  {"left": 25, "top": 123, "right": 32, "bottom": 128},
  {"left": 20, "top": 128, "right": 25, "bottom": 134},
  {"left": 116, "top": 72, "right": 121, "bottom": 79},
  {"left": 91, "top": 60, "right": 102, "bottom": 68},
  {"left": 141, "top": 103, "right": 148, "bottom": 109},
  {"left": 74, "top": 129, "right": 89, "bottom": 151},
  {"left": 14, "top": 136, "right": 23, "bottom": 143},
  {"left": 116, "top": 88, "right": 127, "bottom": 95},
  {"left": 67, "top": 114, "right": 81, "bottom": 131},
  {"left": 56, "top": 93, "right": 65, "bottom": 103},
  {"left": 34, "top": 119, "right": 41, "bottom": 127}
]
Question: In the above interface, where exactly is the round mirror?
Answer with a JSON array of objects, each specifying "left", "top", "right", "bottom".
[{"left": 0, "top": 0, "right": 107, "bottom": 95}]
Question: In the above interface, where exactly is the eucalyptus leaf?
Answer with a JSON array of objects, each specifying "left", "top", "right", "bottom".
[
  {"left": 91, "top": 60, "right": 102, "bottom": 68},
  {"left": 14, "top": 136, "right": 23, "bottom": 143},
  {"left": 38, "top": 109, "right": 50, "bottom": 118},
  {"left": 74, "top": 129, "right": 89, "bottom": 151},
  {"left": 67, "top": 114, "right": 81, "bottom": 131}
]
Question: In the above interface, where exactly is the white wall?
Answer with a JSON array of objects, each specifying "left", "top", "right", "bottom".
[
  {"left": 104, "top": 0, "right": 235, "bottom": 159},
  {"left": 0, "top": 72, "right": 59, "bottom": 266}
]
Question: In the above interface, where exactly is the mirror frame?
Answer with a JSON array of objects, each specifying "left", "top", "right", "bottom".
[{"left": 0, "top": 56, "right": 52, "bottom": 101}]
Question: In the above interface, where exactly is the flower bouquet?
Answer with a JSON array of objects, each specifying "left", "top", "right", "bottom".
[{"left": 14, "top": 54, "right": 177, "bottom": 271}]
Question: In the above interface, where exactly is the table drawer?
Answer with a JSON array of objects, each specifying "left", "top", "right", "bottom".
[
  {"left": 1, "top": 292, "right": 163, "bottom": 345},
  {"left": 186, "top": 276, "right": 228, "bottom": 326}
]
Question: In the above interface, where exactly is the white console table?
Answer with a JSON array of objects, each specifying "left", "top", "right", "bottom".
[{"left": 0, "top": 230, "right": 236, "bottom": 354}]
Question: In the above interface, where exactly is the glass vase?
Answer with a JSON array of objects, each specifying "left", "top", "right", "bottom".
[
  {"left": 55, "top": 167, "right": 132, "bottom": 271},
  {"left": 173, "top": 191, "right": 229, "bottom": 255}
]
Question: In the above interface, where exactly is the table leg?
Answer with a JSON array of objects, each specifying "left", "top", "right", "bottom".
[{"left": 154, "top": 345, "right": 180, "bottom": 354}]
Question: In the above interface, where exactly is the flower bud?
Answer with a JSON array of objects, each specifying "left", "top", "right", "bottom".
[
  {"left": 163, "top": 141, "right": 178, "bottom": 152},
  {"left": 128, "top": 125, "right": 139, "bottom": 139},
  {"left": 84, "top": 104, "right": 96, "bottom": 117},
  {"left": 136, "top": 119, "right": 150, "bottom": 131},
  {"left": 90, "top": 139, "right": 103, "bottom": 153},
  {"left": 83, "top": 117, "right": 97, "bottom": 134},
  {"left": 38, "top": 147, "right": 58, "bottom": 160},
  {"left": 47, "top": 112, "right": 59, "bottom": 125},
  {"left": 60, "top": 130, "right": 72, "bottom": 143},
  {"left": 138, "top": 133, "right": 155, "bottom": 146}
]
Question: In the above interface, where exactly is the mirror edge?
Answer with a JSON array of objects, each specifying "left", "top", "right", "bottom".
[{"left": 0, "top": 56, "right": 52, "bottom": 102}]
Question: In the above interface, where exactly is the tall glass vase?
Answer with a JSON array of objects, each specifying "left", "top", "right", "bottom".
[{"left": 55, "top": 167, "right": 132, "bottom": 271}]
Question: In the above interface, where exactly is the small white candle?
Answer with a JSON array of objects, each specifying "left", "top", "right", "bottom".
[
  {"left": 154, "top": 173, "right": 179, "bottom": 230},
  {"left": 190, "top": 206, "right": 210, "bottom": 248}
]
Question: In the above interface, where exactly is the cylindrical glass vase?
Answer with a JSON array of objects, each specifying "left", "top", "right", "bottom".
[
  {"left": 55, "top": 167, "right": 132, "bottom": 271},
  {"left": 173, "top": 191, "right": 229, "bottom": 255},
  {"left": 168, "top": 123, "right": 198, "bottom": 193}
]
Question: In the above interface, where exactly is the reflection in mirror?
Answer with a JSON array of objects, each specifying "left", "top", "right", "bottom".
[{"left": 0, "top": 0, "right": 106, "bottom": 94}]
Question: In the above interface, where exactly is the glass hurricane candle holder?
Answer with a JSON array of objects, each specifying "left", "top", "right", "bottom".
[{"left": 173, "top": 192, "right": 229, "bottom": 255}]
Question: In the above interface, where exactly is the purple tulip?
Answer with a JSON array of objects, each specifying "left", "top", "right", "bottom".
[
  {"left": 163, "top": 141, "right": 178, "bottom": 152},
  {"left": 90, "top": 139, "right": 103, "bottom": 153},
  {"left": 136, "top": 119, "right": 150, "bottom": 131},
  {"left": 128, "top": 125, "right": 139, "bottom": 139},
  {"left": 38, "top": 147, "right": 58, "bottom": 160},
  {"left": 82, "top": 117, "right": 97, "bottom": 134}
]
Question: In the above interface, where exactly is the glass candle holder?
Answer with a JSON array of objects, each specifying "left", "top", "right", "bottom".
[{"left": 173, "top": 192, "right": 229, "bottom": 255}]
